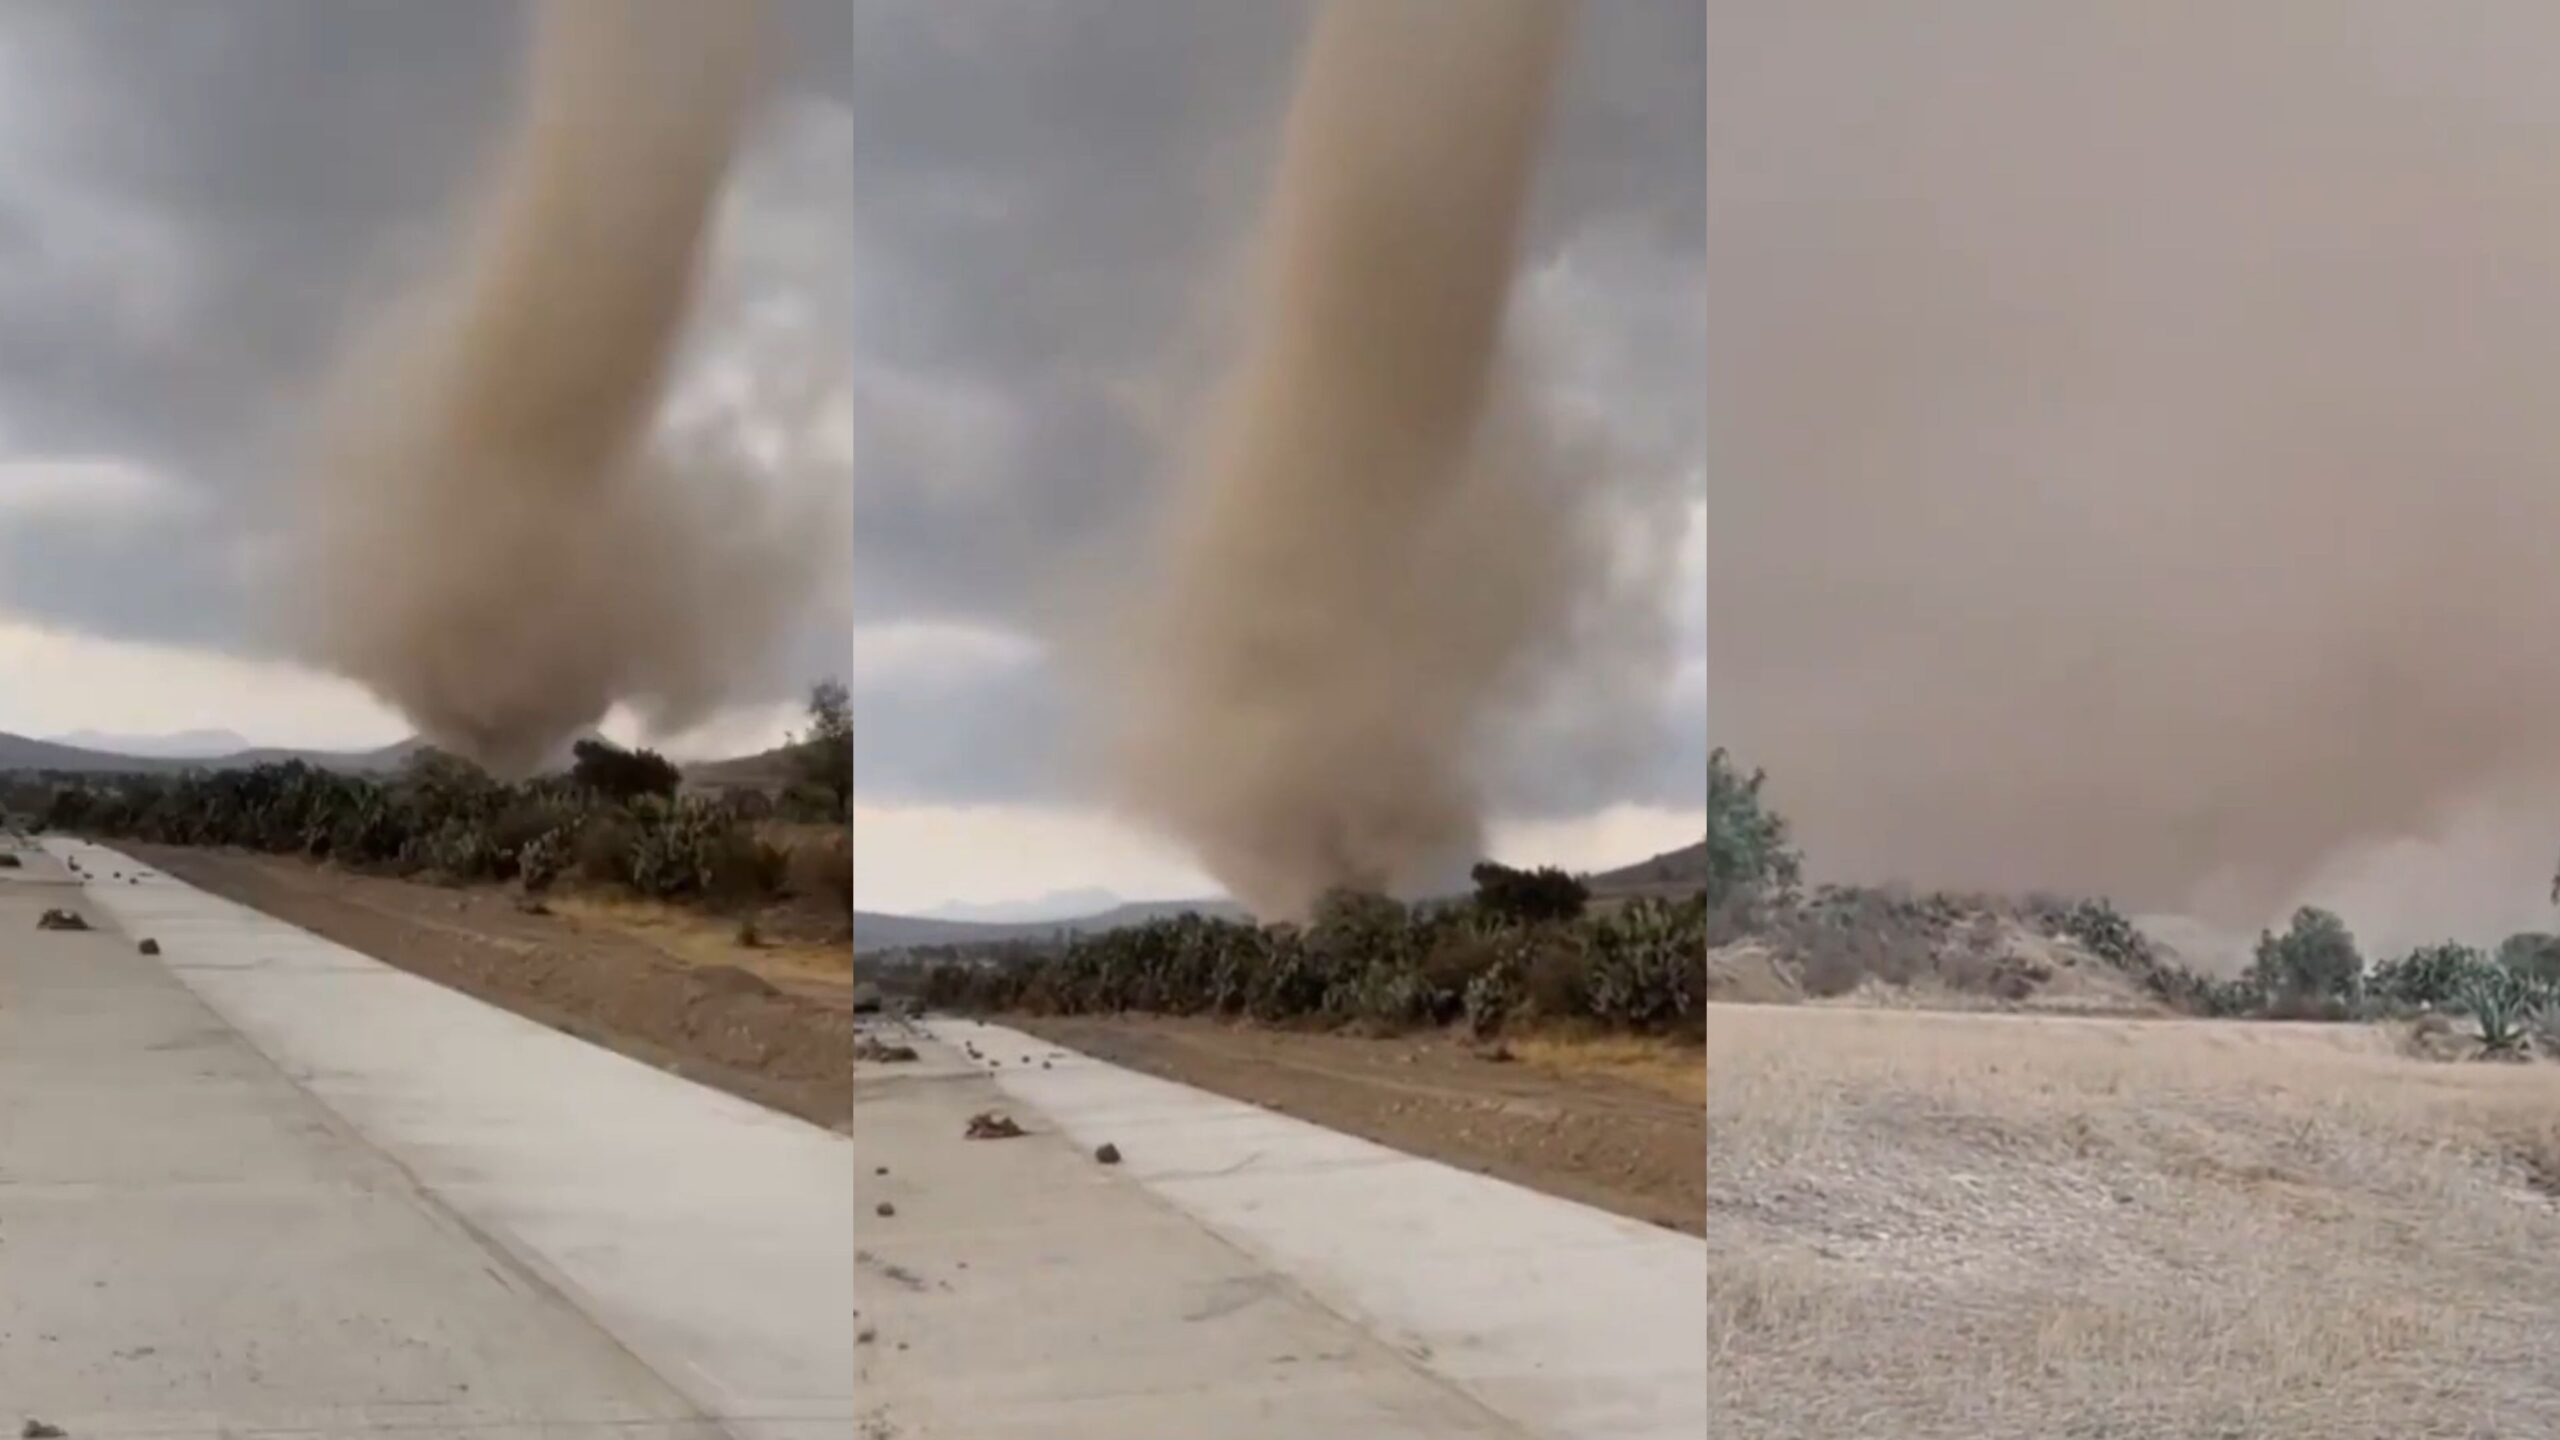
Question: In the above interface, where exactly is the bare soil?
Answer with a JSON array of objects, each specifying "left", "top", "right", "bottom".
[
  {"left": 126, "top": 845, "right": 854, "bottom": 1130},
  {"left": 1009, "top": 1013, "right": 1705, "bottom": 1235}
]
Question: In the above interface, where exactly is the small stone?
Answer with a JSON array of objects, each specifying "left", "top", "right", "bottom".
[
  {"left": 23, "top": 1421, "right": 65, "bottom": 1439},
  {"left": 1094, "top": 1143, "right": 1122, "bottom": 1165},
  {"left": 137, "top": 938, "right": 160, "bottom": 956},
  {"left": 965, "top": 1112, "right": 1026, "bottom": 1140},
  {"left": 856, "top": 1327, "right": 876, "bottom": 1345},
  {"left": 875, "top": 1202, "right": 896, "bottom": 1217}
]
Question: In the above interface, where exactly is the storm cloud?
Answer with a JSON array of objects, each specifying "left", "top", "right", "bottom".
[
  {"left": 0, "top": 0, "right": 851, "bottom": 685},
  {"left": 0, "top": 1, "right": 1698, "bottom": 819},
  {"left": 849, "top": 0, "right": 1704, "bottom": 817}
]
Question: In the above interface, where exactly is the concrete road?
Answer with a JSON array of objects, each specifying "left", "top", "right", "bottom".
[
  {"left": 17, "top": 838, "right": 856, "bottom": 1440},
  {"left": 0, "top": 841, "right": 725, "bottom": 1435},
  {"left": 855, "top": 1015, "right": 1708, "bottom": 1439},
  {"left": 15, "top": 831, "right": 1701, "bottom": 1440}
]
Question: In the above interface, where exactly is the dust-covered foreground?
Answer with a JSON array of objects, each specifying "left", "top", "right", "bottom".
[{"left": 1710, "top": 1004, "right": 2560, "bottom": 1438}]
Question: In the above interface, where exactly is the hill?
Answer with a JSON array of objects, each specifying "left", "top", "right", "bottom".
[
  {"left": 923, "top": 887, "right": 1124, "bottom": 924},
  {"left": 855, "top": 837, "right": 1709, "bottom": 955},
  {"left": 1586, "top": 837, "right": 1708, "bottom": 898},
  {"left": 0, "top": 731, "right": 421, "bottom": 776},
  {"left": 49, "top": 728, "right": 255, "bottom": 758},
  {"left": 686, "top": 739, "right": 817, "bottom": 792},
  {"left": 855, "top": 896, "right": 1253, "bottom": 954}
]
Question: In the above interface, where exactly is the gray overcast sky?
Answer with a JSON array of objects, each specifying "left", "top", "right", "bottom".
[{"left": 0, "top": 1, "right": 1703, "bottom": 909}]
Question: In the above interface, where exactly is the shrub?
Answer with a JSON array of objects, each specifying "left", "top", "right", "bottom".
[
  {"left": 1581, "top": 897, "right": 1708, "bottom": 1030},
  {"left": 517, "top": 824, "right": 574, "bottom": 893},
  {"left": 569, "top": 738, "right": 682, "bottom": 803},
  {"left": 624, "top": 796, "right": 731, "bottom": 899},
  {"left": 2248, "top": 907, "right": 2363, "bottom": 1006},
  {"left": 575, "top": 811, "right": 642, "bottom": 886},
  {"left": 2498, "top": 932, "right": 2560, "bottom": 986},
  {"left": 789, "top": 680, "right": 853, "bottom": 817},
  {"left": 1463, "top": 953, "right": 1526, "bottom": 1035},
  {"left": 1709, "top": 748, "right": 1800, "bottom": 923},
  {"left": 1519, "top": 931, "right": 1589, "bottom": 1020},
  {"left": 705, "top": 831, "right": 790, "bottom": 907},
  {"left": 2371, "top": 942, "right": 2489, "bottom": 1009},
  {"left": 1468, "top": 861, "right": 1589, "bottom": 925},
  {"left": 1419, "top": 926, "right": 1510, "bottom": 1024}
]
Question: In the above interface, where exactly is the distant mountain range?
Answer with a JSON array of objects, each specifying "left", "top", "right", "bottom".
[
  {"left": 49, "top": 728, "right": 257, "bottom": 758},
  {"left": 0, "top": 727, "right": 797, "bottom": 782},
  {"left": 921, "top": 887, "right": 1127, "bottom": 924},
  {"left": 854, "top": 896, "right": 1256, "bottom": 954},
  {"left": 0, "top": 730, "right": 424, "bottom": 776},
  {"left": 854, "top": 836, "right": 1710, "bottom": 954}
]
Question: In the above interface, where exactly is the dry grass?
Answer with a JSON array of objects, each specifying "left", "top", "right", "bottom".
[
  {"left": 1711, "top": 1002, "right": 2560, "bottom": 1438},
  {"left": 548, "top": 891, "right": 851, "bottom": 987},
  {"left": 1510, "top": 1033, "right": 1705, "bottom": 1102}
]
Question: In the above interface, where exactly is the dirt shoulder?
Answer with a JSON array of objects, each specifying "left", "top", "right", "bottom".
[
  {"left": 1007, "top": 1013, "right": 1705, "bottom": 1235},
  {"left": 124, "top": 844, "right": 854, "bottom": 1131}
]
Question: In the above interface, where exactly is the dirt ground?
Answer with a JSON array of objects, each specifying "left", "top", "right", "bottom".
[
  {"left": 110, "top": 845, "right": 1703, "bottom": 1234},
  {"left": 1010, "top": 1013, "right": 1705, "bottom": 1235},
  {"left": 1710, "top": 1001, "right": 2560, "bottom": 1439},
  {"left": 126, "top": 844, "right": 855, "bottom": 1130}
]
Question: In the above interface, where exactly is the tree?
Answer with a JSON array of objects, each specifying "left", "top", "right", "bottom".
[
  {"left": 569, "top": 737, "right": 681, "bottom": 803},
  {"left": 1468, "top": 861, "right": 1589, "bottom": 924},
  {"left": 1708, "top": 748, "right": 1801, "bottom": 913},
  {"left": 793, "top": 678, "right": 853, "bottom": 816},
  {"left": 2370, "top": 941, "right": 2488, "bottom": 1008},
  {"left": 2497, "top": 931, "right": 2560, "bottom": 986},
  {"left": 2249, "top": 906, "right": 2363, "bottom": 1002}
]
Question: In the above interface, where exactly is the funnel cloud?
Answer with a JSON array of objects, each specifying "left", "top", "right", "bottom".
[
  {"left": 1113, "top": 0, "right": 1615, "bottom": 921},
  {"left": 275, "top": 0, "right": 819, "bottom": 775},
  {"left": 1711, "top": 2, "right": 2560, "bottom": 936}
]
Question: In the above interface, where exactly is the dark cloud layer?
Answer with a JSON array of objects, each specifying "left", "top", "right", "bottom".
[
  {"left": 0, "top": 1, "right": 1696, "bottom": 813},
  {"left": 849, "top": 0, "right": 1704, "bottom": 815},
  {"left": 0, "top": 0, "right": 850, "bottom": 655}
]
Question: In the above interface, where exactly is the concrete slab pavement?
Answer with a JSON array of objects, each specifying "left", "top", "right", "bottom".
[
  {"left": 938, "top": 1017, "right": 1711, "bottom": 1440},
  {"left": 851, "top": 1019, "right": 1528, "bottom": 1439},
  {"left": 855, "top": 1014, "right": 1708, "bottom": 1439},
  {"left": 35, "top": 838, "right": 857, "bottom": 1440},
  {"left": 0, "top": 840, "right": 726, "bottom": 1438}
]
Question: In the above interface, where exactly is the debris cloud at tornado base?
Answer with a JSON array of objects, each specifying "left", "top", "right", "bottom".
[
  {"left": 274, "top": 0, "right": 821, "bottom": 776},
  {"left": 1112, "top": 0, "right": 1662, "bottom": 922}
]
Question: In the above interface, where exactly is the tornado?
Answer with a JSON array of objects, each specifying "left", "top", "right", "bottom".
[
  {"left": 276, "top": 0, "right": 811, "bottom": 775},
  {"left": 1112, "top": 0, "right": 1583, "bottom": 920}
]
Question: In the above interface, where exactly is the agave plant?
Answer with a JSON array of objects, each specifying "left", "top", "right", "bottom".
[{"left": 2464, "top": 969, "right": 2533, "bottom": 1056}]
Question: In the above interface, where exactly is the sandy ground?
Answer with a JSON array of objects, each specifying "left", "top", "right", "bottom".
[
  {"left": 1709, "top": 1001, "right": 2560, "bottom": 1438},
  {"left": 125, "top": 844, "right": 855, "bottom": 1130},
  {"left": 1011, "top": 1014, "right": 1706, "bottom": 1235}
]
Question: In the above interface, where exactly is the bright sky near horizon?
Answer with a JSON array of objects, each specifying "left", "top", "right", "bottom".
[{"left": 0, "top": 1, "right": 1703, "bottom": 916}]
